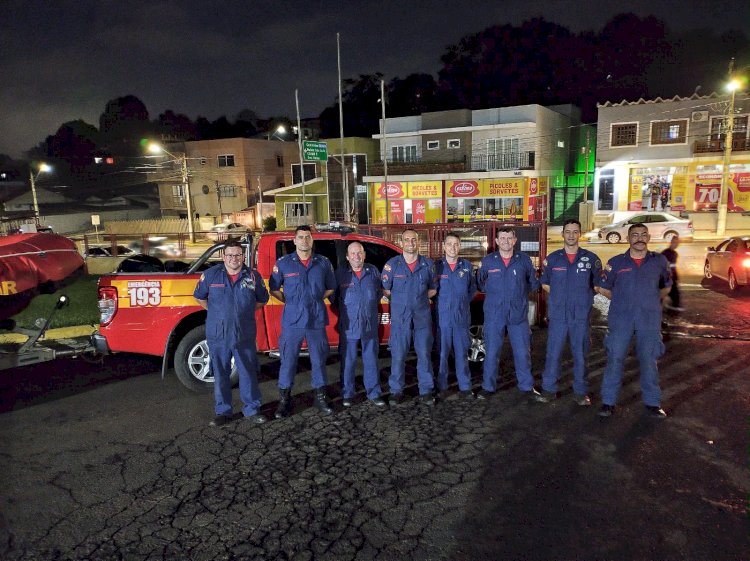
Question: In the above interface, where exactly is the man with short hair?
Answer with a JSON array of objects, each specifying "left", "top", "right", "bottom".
[
  {"left": 194, "top": 240, "right": 269, "bottom": 427},
  {"left": 335, "top": 242, "right": 386, "bottom": 408},
  {"left": 538, "top": 219, "right": 602, "bottom": 406},
  {"left": 598, "top": 223, "right": 672, "bottom": 418},
  {"left": 270, "top": 225, "right": 337, "bottom": 418},
  {"left": 381, "top": 229, "right": 437, "bottom": 406},
  {"left": 476, "top": 227, "right": 542, "bottom": 401},
  {"left": 435, "top": 232, "right": 477, "bottom": 399}
]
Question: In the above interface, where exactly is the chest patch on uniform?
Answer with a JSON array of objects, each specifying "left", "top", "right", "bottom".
[
  {"left": 617, "top": 268, "right": 632, "bottom": 273},
  {"left": 284, "top": 272, "right": 300, "bottom": 278},
  {"left": 210, "top": 283, "right": 225, "bottom": 288}
]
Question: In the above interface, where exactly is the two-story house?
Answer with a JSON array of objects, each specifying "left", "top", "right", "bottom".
[
  {"left": 152, "top": 138, "right": 302, "bottom": 230},
  {"left": 595, "top": 93, "right": 750, "bottom": 230},
  {"left": 365, "top": 104, "right": 592, "bottom": 224}
]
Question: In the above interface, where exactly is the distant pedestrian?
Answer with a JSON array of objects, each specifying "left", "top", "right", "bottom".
[
  {"left": 381, "top": 229, "right": 437, "bottom": 406},
  {"left": 194, "top": 240, "right": 269, "bottom": 427},
  {"left": 434, "top": 233, "right": 477, "bottom": 400},
  {"left": 598, "top": 224, "right": 672, "bottom": 418},
  {"left": 269, "top": 225, "right": 337, "bottom": 418},
  {"left": 335, "top": 242, "right": 386, "bottom": 408},
  {"left": 538, "top": 219, "right": 602, "bottom": 406},
  {"left": 476, "top": 227, "right": 543, "bottom": 402},
  {"left": 662, "top": 235, "right": 683, "bottom": 311}
]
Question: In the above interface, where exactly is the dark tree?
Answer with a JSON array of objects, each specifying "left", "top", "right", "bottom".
[
  {"left": 319, "top": 73, "right": 384, "bottom": 138},
  {"left": 99, "top": 95, "right": 154, "bottom": 156},
  {"left": 155, "top": 110, "right": 197, "bottom": 142}
]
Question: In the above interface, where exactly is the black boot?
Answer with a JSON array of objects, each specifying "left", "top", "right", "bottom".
[
  {"left": 275, "top": 388, "right": 293, "bottom": 419},
  {"left": 314, "top": 389, "right": 333, "bottom": 415}
]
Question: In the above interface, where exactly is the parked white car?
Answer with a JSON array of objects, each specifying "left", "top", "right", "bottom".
[
  {"left": 598, "top": 212, "right": 693, "bottom": 243},
  {"left": 207, "top": 223, "right": 248, "bottom": 241}
]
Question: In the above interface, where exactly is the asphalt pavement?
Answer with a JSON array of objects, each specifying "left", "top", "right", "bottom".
[{"left": 0, "top": 282, "right": 747, "bottom": 560}]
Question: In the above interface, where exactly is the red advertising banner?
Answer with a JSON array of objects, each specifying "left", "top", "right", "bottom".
[
  {"left": 694, "top": 173, "right": 721, "bottom": 211},
  {"left": 447, "top": 180, "right": 480, "bottom": 197},
  {"left": 412, "top": 199, "right": 426, "bottom": 224},
  {"left": 389, "top": 199, "right": 405, "bottom": 224},
  {"left": 375, "top": 182, "right": 405, "bottom": 199}
]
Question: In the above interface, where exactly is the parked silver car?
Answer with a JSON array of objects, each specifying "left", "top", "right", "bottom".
[
  {"left": 598, "top": 212, "right": 693, "bottom": 243},
  {"left": 704, "top": 237, "right": 750, "bottom": 291}
]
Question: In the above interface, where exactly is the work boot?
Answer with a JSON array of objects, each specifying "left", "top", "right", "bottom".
[
  {"left": 275, "top": 388, "right": 293, "bottom": 419},
  {"left": 314, "top": 389, "right": 333, "bottom": 415}
]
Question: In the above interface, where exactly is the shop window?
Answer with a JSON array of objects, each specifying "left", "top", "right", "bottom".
[
  {"left": 650, "top": 120, "right": 688, "bottom": 145},
  {"left": 610, "top": 123, "right": 638, "bottom": 147}
]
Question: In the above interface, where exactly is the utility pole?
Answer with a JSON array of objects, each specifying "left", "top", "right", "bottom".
[
  {"left": 717, "top": 58, "right": 737, "bottom": 237},
  {"left": 28, "top": 169, "right": 41, "bottom": 225},
  {"left": 181, "top": 153, "right": 195, "bottom": 242},
  {"left": 295, "top": 89, "right": 307, "bottom": 224},
  {"left": 337, "top": 33, "right": 350, "bottom": 221},
  {"left": 381, "top": 79, "right": 389, "bottom": 224},
  {"left": 583, "top": 128, "right": 591, "bottom": 202}
]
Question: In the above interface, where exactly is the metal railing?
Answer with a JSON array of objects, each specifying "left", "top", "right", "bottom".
[{"left": 471, "top": 151, "right": 535, "bottom": 171}]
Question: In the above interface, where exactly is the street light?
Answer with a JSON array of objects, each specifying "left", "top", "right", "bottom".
[
  {"left": 147, "top": 142, "right": 196, "bottom": 242},
  {"left": 28, "top": 162, "right": 52, "bottom": 225},
  {"left": 716, "top": 71, "right": 742, "bottom": 236},
  {"left": 268, "top": 125, "right": 287, "bottom": 141}
]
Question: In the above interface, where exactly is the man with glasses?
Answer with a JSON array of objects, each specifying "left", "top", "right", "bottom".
[
  {"left": 598, "top": 223, "right": 672, "bottom": 418},
  {"left": 381, "top": 229, "right": 437, "bottom": 405},
  {"left": 194, "top": 240, "right": 269, "bottom": 427},
  {"left": 270, "top": 225, "right": 337, "bottom": 418},
  {"left": 476, "top": 227, "right": 542, "bottom": 401}
]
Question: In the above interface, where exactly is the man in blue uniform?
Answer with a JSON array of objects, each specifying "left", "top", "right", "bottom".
[
  {"left": 476, "top": 227, "right": 543, "bottom": 401},
  {"left": 269, "top": 225, "right": 337, "bottom": 418},
  {"left": 538, "top": 219, "right": 602, "bottom": 405},
  {"left": 194, "top": 240, "right": 269, "bottom": 427},
  {"left": 598, "top": 223, "right": 671, "bottom": 418},
  {"left": 381, "top": 229, "right": 437, "bottom": 406},
  {"left": 335, "top": 241, "right": 386, "bottom": 408},
  {"left": 435, "top": 232, "right": 477, "bottom": 399}
]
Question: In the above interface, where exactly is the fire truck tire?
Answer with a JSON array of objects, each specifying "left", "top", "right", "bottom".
[{"left": 174, "top": 325, "right": 238, "bottom": 392}]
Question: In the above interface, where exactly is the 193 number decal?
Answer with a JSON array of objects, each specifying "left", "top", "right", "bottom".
[{"left": 128, "top": 287, "right": 161, "bottom": 306}]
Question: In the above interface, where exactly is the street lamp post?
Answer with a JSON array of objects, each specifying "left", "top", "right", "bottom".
[
  {"left": 716, "top": 71, "right": 741, "bottom": 236},
  {"left": 148, "top": 143, "right": 195, "bottom": 242},
  {"left": 28, "top": 163, "right": 52, "bottom": 226}
]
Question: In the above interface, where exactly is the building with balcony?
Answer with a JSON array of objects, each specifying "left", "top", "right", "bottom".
[
  {"left": 365, "top": 104, "right": 592, "bottom": 224},
  {"left": 594, "top": 92, "right": 750, "bottom": 231}
]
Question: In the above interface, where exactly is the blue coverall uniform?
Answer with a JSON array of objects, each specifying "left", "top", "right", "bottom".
[
  {"left": 381, "top": 254, "right": 437, "bottom": 396},
  {"left": 435, "top": 257, "right": 477, "bottom": 392},
  {"left": 335, "top": 264, "right": 383, "bottom": 401},
  {"left": 540, "top": 248, "right": 602, "bottom": 396},
  {"left": 269, "top": 253, "right": 337, "bottom": 390},
  {"left": 599, "top": 251, "right": 672, "bottom": 407},
  {"left": 194, "top": 264, "right": 269, "bottom": 417},
  {"left": 477, "top": 251, "right": 541, "bottom": 392}
]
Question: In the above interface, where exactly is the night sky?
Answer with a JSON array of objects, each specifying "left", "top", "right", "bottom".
[{"left": 2, "top": 0, "right": 747, "bottom": 158}]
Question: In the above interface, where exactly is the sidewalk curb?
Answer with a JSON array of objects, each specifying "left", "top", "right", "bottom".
[{"left": 0, "top": 325, "right": 97, "bottom": 344}]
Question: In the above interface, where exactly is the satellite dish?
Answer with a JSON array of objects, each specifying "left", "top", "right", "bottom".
[{"left": 201, "top": 185, "right": 209, "bottom": 194}]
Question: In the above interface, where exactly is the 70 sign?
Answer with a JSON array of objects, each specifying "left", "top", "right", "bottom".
[{"left": 695, "top": 185, "right": 720, "bottom": 210}]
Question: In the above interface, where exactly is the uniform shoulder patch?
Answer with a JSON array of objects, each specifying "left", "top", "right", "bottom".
[
  {"left": 272, "top": 265, "right": 279, "bottom": 274},
  {"left": 542, "top": 258, "right": 548, "bottom": 267},
  {"left": 199, "top": 273, "right": 205, "bottom": 282},
  {"left": 383, "top": 264, "right": 392, "bottom": 272},
  {"left": 605, "top": 264, "right": 612, "bottom": 272}
]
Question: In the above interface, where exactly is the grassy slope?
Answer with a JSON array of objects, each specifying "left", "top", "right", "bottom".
[{"left": 11, "top": 275, "right": 100, "bottom": 329}]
